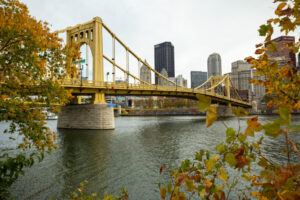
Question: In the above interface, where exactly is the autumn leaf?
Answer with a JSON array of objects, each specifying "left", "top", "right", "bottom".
[
  {"left": 216, "top": 142, "right": 226, "bottom": 154},
  {"left": 255, "top": 49, "right": 264, "bottom": 54},
  {"left": 279, "top": 107, "right": 291, "bottom": 126},
  {"left": 225, "top": 153, "right": 237, "bottom": 167},
  {"left": 196, "top": 94, "right": 211, "bottom": 113},
  {"left": 258, "top": 24, "right": 272, "bottom": 36},
  {"left": 226, "top": 128, "right": 235, "bottom": 138},
  {"left": 219, "top": 169, "right": 228, "bottom": 181},
  {"left": 255, "top": 43, "right": 263, "bottom": 48},
  {"left": 160, "top": 186, "right": 166, "bottom": 200},
  {"left": 264, "top": 121, "right": 282, "bottom": 138},
  {"left": 277, "top": 2, "right": 287, "bottom": 11},
  {"left": 244, "top": 116, "right": 263, "bottom": 137},
  {"left": 205, "top": 155, "right": 219, "bottom": 172},
  {"left": 206, "top": 106, "right": 217, "bottom": 128},
  {"left": 204, "top": 179, "right": 212, "bottom": 189}
]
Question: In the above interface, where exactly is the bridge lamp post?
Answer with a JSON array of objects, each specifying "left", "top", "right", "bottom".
[{"left": 80, "top": 63, "right": 83, "bottom": 87}]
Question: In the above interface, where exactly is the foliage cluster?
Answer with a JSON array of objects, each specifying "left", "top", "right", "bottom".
[{"left": 0, "top": 0, "right": 79, "bottom": 198}]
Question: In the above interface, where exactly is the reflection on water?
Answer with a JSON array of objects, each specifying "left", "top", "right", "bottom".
[{"left": 2, "top": 115, "right": 299, "bottom": 199}]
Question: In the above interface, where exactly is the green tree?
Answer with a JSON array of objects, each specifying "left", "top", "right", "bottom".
[
  {"left": 159, "top": 0, "right": 300, "bottom": 199},
  {"left": 0, "top": 0, "right": 79, "bottom": 198}
]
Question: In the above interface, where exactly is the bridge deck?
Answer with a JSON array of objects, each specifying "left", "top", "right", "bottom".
[{"left": 62, "top": 80, "right": 252, "bottom": 108}]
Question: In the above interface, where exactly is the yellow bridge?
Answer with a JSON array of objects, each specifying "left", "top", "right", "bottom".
[
  {"left": 55, "top": 17, "right": 251, "bottom": 108},
  {"left": 54, "top": 17, "right": 251, "bottom": 129}
]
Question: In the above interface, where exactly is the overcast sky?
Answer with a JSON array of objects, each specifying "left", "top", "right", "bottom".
[{"left": 21, "top": 0, "right": 298, "bottom": 85}]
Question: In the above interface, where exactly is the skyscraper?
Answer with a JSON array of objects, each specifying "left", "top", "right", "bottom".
[
  {"left": 191, "top": 71, "right": 207, "bottom": 88},
  {"left": 207, "top": 53, "right": 222, "bottom": 78},
  {"left": 154, "top": 42, "right": 175, "bottom": 84},
  {"left": 140, "top": 60, "right": 151, "bottom": 84}
]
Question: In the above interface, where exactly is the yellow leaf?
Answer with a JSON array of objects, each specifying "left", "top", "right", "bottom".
[
  {"left": 200, "top": 189, "right": 205, "bottom": 197},
  {"left": 206, "top": 106, "right": 217, "bottom": 128},
  {"left": 219, "top": 169, "right": 228, "bottom": 181},
  {"left": 251, "top": 191, "right": 261, "bottom": 196},
  {"left": 204, "top": 179, "right": 212, "bottom": 188},
  {"left": 205, "top": 155, "right": 219, "bottom": 171},
  {"left": 196, "top": 94, "right": 211, "bottom": 112},
  {"left": 160, "top": 186, "right": 166, "bottom": 200},
  {"left": 277, "top": 2, "right": 286, "bottom": 11}
]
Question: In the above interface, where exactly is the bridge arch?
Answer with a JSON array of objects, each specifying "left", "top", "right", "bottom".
[{"left": 66, "top": 17, "right": 104, "bottom": 83}]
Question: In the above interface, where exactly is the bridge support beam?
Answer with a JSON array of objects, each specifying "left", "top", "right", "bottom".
[
  {"left": 57, "top": 103, "right": 115, "bottom": 130},
  {"left": 92, "top": 92, "right": 106, "bottom": 104}
]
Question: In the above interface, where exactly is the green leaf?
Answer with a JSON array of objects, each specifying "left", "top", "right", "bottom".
[
  {"left": 225, "top": 153, "right": 237, "bottom": 167},
  {"left": 264, "top": 121, "right": 281, "bottom": 138},
  {"left": 167, "top": 182, "right": 172, "bottom": 194},
  {"left": 279, "top": 107, "right": 291, "bottom": 126},
  {"left": 226, "top": 128, "right": 235, "bottom": 138},
  {"left": 196, "top": 95, "right": 211, "bottom": 113},
  {"left": 257, "top": 158, "right": 268, "bottom": 167},
  {"left": 216, "top": 142, "right": 226, "bottom": 154},
  {"left": 258, "top": 24, "right": 272, "bottom": 36},
  {"left": 266, "top": 42, "right": 278, "bottom": 52},
  {"left": 238, "top": 133, "right": 247, "bottom": 142},
  {"left": 195, "top": 150, "right": 205, "bottom": 161}
]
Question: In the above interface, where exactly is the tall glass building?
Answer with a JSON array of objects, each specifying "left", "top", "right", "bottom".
[
  {"left": 207, "top": 53, "right": 222, "bottom": 78},
  {"left": 154, "top": 42, "right": 175, "bottom": 84},
  {"left": 191, "top": 71, "right": 207, "bottom": 88}
]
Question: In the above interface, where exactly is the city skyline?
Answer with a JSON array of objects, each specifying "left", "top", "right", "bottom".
[{"left": 20, "top": 0, "right": 299, "bottom": 87}]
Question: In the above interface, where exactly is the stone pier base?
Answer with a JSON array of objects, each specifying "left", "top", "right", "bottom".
[
  {"left": 216, "top": 105, "right": 234, "bottom": 117},
  {"left": 57, "top": 103, "right": 115, "bottom": 129}
]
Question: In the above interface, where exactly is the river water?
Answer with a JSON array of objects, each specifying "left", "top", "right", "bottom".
[{"left": 1, "top": 115, "right": 299, "bottom": 199}]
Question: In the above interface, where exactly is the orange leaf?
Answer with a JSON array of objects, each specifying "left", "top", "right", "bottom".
[
  {"left": 255, "top": 43, "right": 263, "bottom": 48},
  {"left": 245, "top": 116, "right": 263, "bottom": 136},
  {"left": 160, "top": 186, "right": 166, "bottom": 200},
  {"left": 255, "top": 49, "right": 264, "bottom": 54}
]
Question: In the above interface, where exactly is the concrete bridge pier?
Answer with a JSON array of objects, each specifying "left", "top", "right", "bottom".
[{"left": 57, "top": 93, "right": 115, "bottom": 130}]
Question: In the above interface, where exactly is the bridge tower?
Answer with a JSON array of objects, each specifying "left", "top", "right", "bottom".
[{"left": 66, "top": 17, "right": 105, "bottom": 103}]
